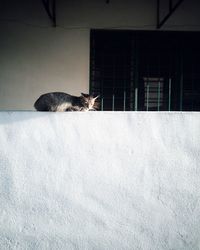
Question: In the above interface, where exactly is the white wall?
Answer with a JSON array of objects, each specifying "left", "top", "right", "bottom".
[
  {"left": 0, "top": 112, "right": 200, "bottom": 249},
  {"left": 0, "top": 0, "right": 200, "bottom": 110}
]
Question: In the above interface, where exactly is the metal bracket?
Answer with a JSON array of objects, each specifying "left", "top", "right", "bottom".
[
  {"left": 157, "top": 0, "right": 184, "bottom": 29},
  {"left": 42, "top": 0, "right": 56, "bottom": 27}
]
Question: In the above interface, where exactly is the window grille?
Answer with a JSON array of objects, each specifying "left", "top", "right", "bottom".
[
  {"left": 90, "top": 30, "right": 200, "bottom": 111},
  {"left": 144, "top": 77, "right": 164, "bottom": 111}
]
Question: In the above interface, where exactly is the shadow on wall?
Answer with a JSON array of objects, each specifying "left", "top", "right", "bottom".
[
  {"left": 0, "top": 111, "right": 99, "bottom": 125},
  {"left": 0, "top": 111, "right": 51, "bottom": 125}
]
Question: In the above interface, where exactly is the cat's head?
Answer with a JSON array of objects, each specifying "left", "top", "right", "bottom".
[{"left": 81, "top": 93, "right": 99, "bottom": 111}]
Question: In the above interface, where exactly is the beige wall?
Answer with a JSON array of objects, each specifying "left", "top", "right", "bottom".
[
  {"left": 0, "top": 0, "right": 200, "bottom": 110},
  {"left": 0, "top": 23, "right": 89, "bottom": 110}
]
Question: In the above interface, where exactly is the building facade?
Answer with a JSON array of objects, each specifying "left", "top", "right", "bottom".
[{"left": 0, "top": 0, "right": 200, "bottom": 110}]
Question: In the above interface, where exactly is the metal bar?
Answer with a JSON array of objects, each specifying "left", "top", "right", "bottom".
[
  {"left": 123, "top": 91, "right": 126, "bottom": 111},
  {"left": 42, "top": 0, "right": 56, "bottom": 27},
  {"left": 180, "top": 71, "right": 183, "bottom": 111},
  {"left": 101, "top": 52, "right": 104, "bottom": 111},
  {"left": 101, "top": 97, "right": 104, "bottom": 111},
  {"left": 131, "top": 35, "right": 139, "bottom": 111},
  {"left": 146, "top": 84, "right": 149, "bottom": 111},
  {"left": 135, "top": 88, "right": 138, "bottom": 111},
  {"left": 180, "top": 49, "right": 183, "bottom": 111},
  {"left": 42, "top": 0, "right": 51, "bottom": 20},
  {"left": 157, "top": 0, "right": 184, "bottom": 29},
  {"left": 157, "top": 81, "right": 161, "bottom": 111},
  {"left": 168, "top": 78, "right": 171, "bottom": 111},
  {"left": 112, "top": 54, "right": 115, "bottom": 111},
  {"left": 112, "top": 94, "right": 115, "bottom": 111}
]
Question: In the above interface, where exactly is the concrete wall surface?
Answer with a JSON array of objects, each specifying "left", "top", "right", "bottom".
[{"left": 0, "top": 112, "right": 200, "bottom": 249}]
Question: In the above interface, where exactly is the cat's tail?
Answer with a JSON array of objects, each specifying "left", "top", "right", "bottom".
[
  {"left": 34, "top": 98, "right": 39, "bottom": 111},
  {"left": 34, "top": 96, "right": 49, "bottom": 111}
]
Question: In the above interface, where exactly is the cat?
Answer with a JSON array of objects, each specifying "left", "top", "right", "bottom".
[{"left": 34, "top": 92, "right": 99, "bottom": 112}]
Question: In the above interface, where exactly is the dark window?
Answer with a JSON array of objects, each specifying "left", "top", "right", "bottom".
[{"left": 90, "top": 30, "right": 200, "bottom": 111}]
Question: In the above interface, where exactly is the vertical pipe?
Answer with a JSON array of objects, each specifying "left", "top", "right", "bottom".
[
  {"left": 131, "top": 35, "right": 139, "bottom": 111},
  {"left": 101, "top": 83, "right": 104, "bottom": 111},
  {"left": 157, "top": 81, "right": 161, "bottom": 111},
  {"left": 168, "top": 78, "right": 171, "bottom": 111},
  {"left": 146, "top": 84, "right": 149, "bottom": 111},
  {"left": 112, "top": 54, "right": 116, "bottom": 112},
  {"left": 180, "top": 74, "right": 183, "bottom": 111},
  {"left": 101, "top": 97, "right": 104, "bottom": 111},
  {"left": 130, "top": 44, "right": 134, "bottom": 111},
  {"left": 135, "top": 88, "right": 138, "bottom": 111},
  {"left": 112, "top": 94, "right": 115, "bottom": 111},
  {"left": 101, "top": 55, "right": 104, "bottom": 112},
  {"left": 123, "top": 56, "right": 126, "bottom": 111},
  {"left": 180, "top": 55, "right": 183, "bottom": 111},
  {"left": 123, "top": 91, "right": 126, "bottom": 111}
]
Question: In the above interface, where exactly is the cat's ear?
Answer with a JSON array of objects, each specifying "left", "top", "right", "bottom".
[
  {"left": 81, "top": 93, "right": 89, "bottom": 98},
  {"left": 93, "top": 95, "right": 99, "bottom": 100}
]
